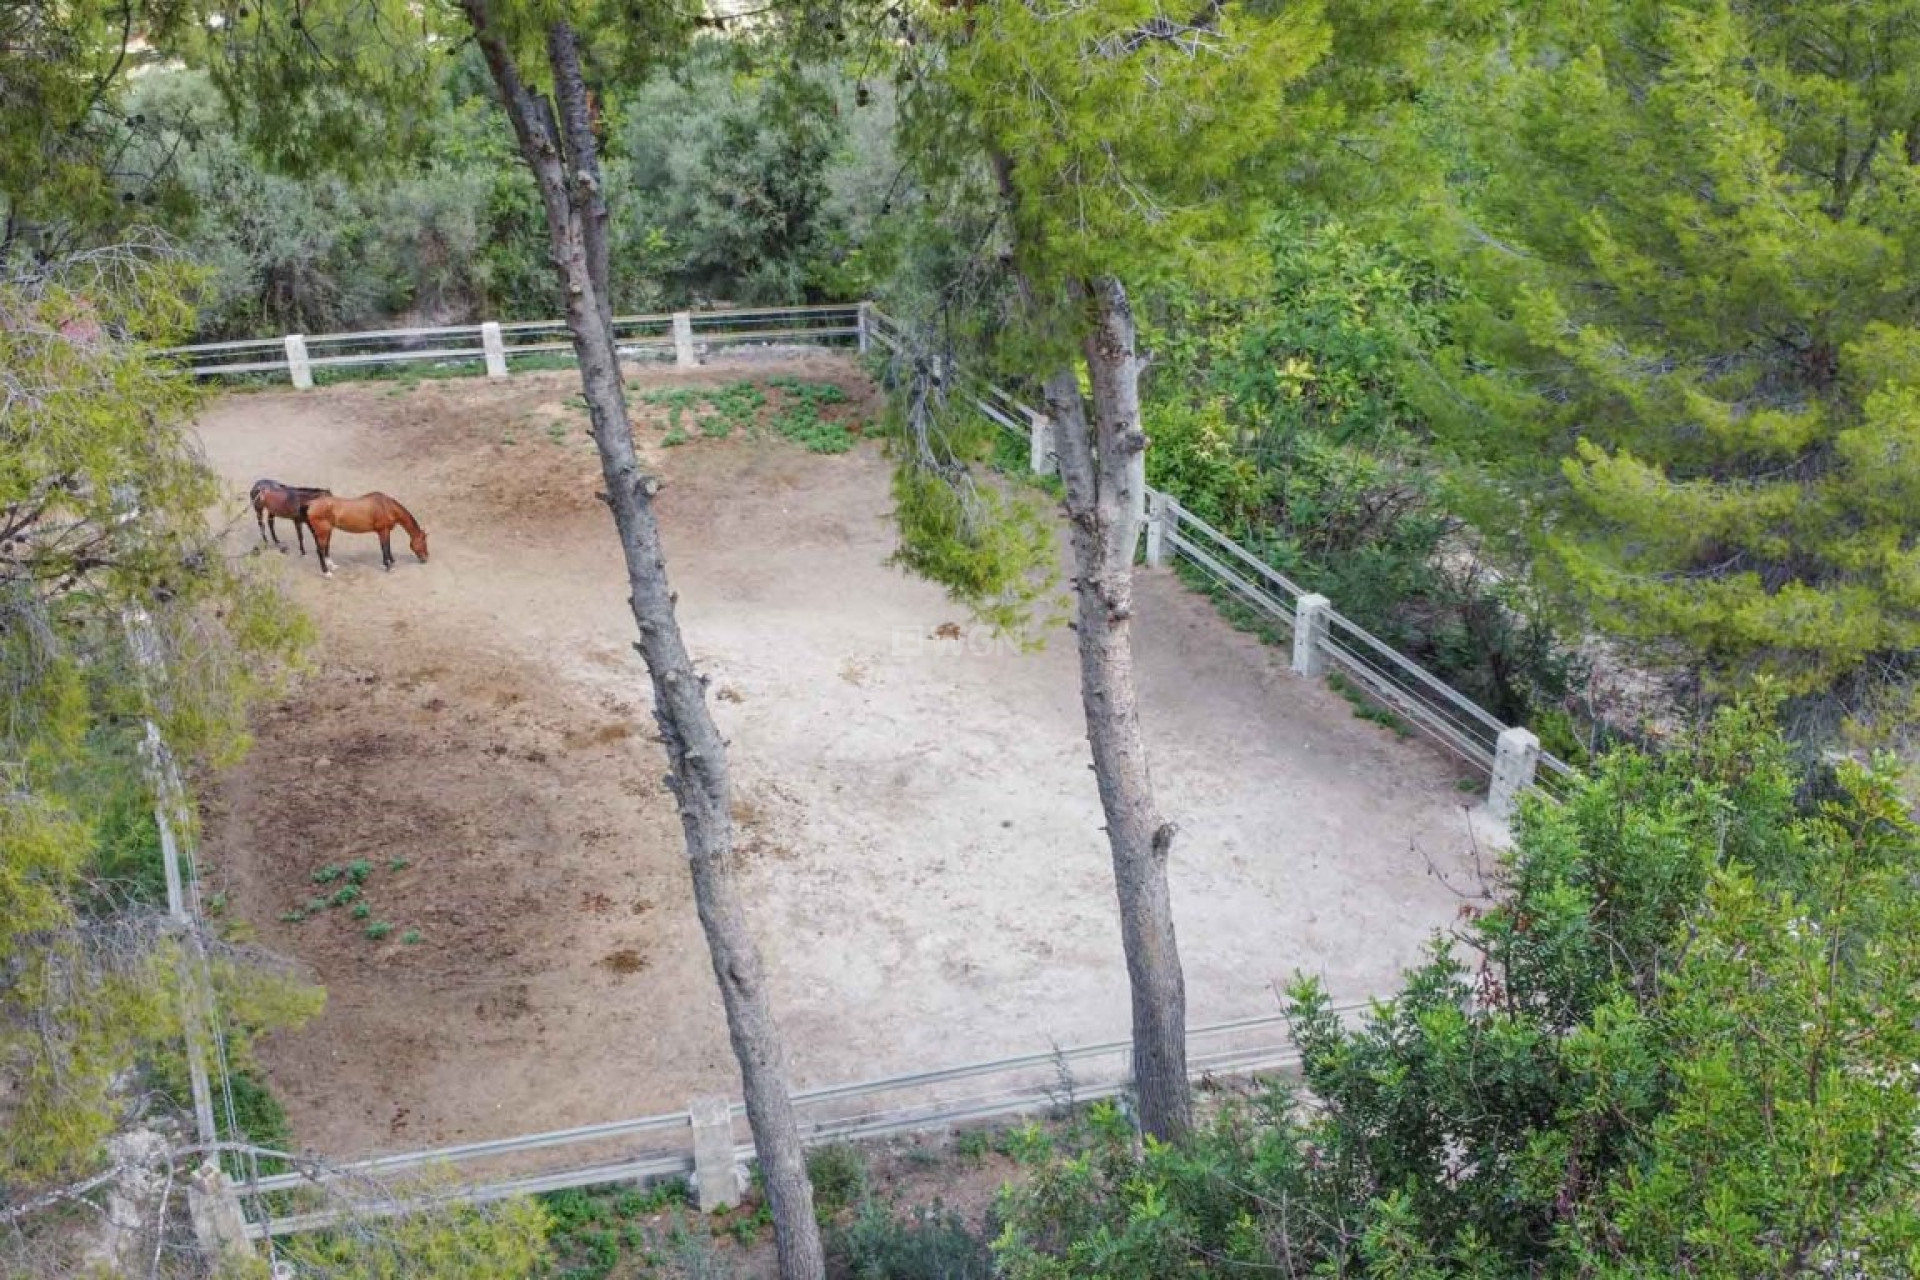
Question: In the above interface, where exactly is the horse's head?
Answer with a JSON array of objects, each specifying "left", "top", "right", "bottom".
[{"left": 410, "top": 527, "right": 430, "bottom": 563}]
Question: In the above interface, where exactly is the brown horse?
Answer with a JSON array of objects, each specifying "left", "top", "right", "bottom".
[
  {"left": 300, "top": 493, "right": 429, "bottom": 577},
  {"left": 250, "top": 479, "right": 331, "bottom": 555}
]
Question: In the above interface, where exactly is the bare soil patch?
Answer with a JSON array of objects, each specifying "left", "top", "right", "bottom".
[{"left": 192, "top": 352, "right": 1486, "bottom": 1163}]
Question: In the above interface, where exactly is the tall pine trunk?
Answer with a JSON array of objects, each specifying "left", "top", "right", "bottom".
[
  {"left": 1045, "top": 277, "right": 1192, "bottom": 1142},
  {"left": 459, "top": 8, "right": 825, "bottom": 1275}
]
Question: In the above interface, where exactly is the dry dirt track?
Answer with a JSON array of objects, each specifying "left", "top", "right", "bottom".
[{"left": 191, "top": 353, "right": 1487, "bottom": 1161}]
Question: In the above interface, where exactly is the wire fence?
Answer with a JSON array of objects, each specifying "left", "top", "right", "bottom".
[
  {"left": 153, "top": 304, "right": 863, "bottom": 380},
  {"left": 237, "top": 1003, "right": 1358, "bottom": 1240}
]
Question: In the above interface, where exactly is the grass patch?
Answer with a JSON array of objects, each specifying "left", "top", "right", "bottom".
[
  {"left": 834, "top": 1200, "right": 995, "bottom": 1280},
  {"left": 636, "top": 379, "right": 862, "bottom": 454},
  {"left": 313, "top": 357, "right": 486, "bottom": 387},
  {"left": 1327, "top": 671, "right": 1412, "bottom": 737},
  {"left": 538, "top": 1182, "right": 696, "bottom": 1279},
  {"left": 286, "top": 857, "right": 410, "bottom": 932}
]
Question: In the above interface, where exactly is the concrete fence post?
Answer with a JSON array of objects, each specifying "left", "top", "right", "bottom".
[
  {"left": 481, "top": 321, "right": 509, "bottom": 379},
  {"left": 187, "top": 1163, "right": 251, "bottom": 1263},
  {"left": 1292, "top": 593, "right": 1331, "bottom": 678},
  {"left": 1028, "top": 410, "right": 1056, "bottom": 477},
  {"left": 688, "top": 1096, "right": 741, "bottom": 1211},
  {"left": 672, "top": 311, "right": 697, "bottom": 368},
  {"left": 1487, "top": 726, "right": 1541, "bottom": 823},
  {"left": 1126, "top": 451, "right": 1148, "bottom": 563},
  {"left": 1144, "top": 490, "right": 1171, "bottom": 569},
  {"left": 284, "top": 334, "right": 312, "bottom": 390},
  {"left": 856, "top": 302, "right": 872, "bottom": 355}
]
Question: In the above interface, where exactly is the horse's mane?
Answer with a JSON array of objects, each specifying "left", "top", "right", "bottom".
[{"left": 385, "top": 496, "right": 424, "bottom": 535}]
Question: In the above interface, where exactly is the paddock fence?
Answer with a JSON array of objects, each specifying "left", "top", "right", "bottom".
[
  {"left": 236, "top": 1004, "right": 1354, "bottom": 1240},
  {"left": 859, "top": 305, "right": 1575, "bottom": 812},
  {"left": 144, "top": 298, "right": 1579, "bottom": 1254},
  {"left": 153, "top": 303, "right": 864, "bottom": 382}
]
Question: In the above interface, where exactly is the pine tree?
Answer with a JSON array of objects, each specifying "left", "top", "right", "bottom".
[{"left": 1431, "top": 0, "right": 1920, "bottom": 740}]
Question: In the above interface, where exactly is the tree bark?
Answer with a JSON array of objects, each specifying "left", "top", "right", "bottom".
[
  {"left": 546, "top": 21, "right": 614, "bottom": 337},
  {"left": 1044, "top": 277, "right": 1192, "bottom": 1143},
  {"left": 460, "top": 7, "right": 824, "bottom": 1275}
]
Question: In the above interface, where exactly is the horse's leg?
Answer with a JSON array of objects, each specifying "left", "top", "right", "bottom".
[
  {"left": 314, "top": 526, "right": 333, "bottom": 577},
  {"left": 295, "top": 517, "right": 308, "bottom": 556},
  {"left": 267, "top": 511, "right": 284, "bottom": 549},
  {"left": 379, "top": 528, "right": 394, "bottom": 571},
  {"left": 254, "top": 502, "right": 268, "bottom": 545}
]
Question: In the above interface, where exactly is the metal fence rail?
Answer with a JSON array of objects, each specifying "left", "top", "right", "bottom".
[
  {"left": 154, "top": 304, "right": 864, "bottom": 380},
  {"left": 239, "top": 1004, "right": 1354, "bottom": 1240}
]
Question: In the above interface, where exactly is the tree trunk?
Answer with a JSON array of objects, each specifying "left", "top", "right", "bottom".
[
  {"left": 1044, "top": 277, "right": 1192, "bottom": 1142},
  {"left": 461, "top": 8, "right": 824, "bottom": 1275}
]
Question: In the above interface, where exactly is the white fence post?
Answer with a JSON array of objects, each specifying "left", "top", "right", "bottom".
[
  {"left": 1144, "top": 490, "right": 1171, "bottom": 569},
  {"left": 1126, "top": 450, "right": 1148, "bottom": 563},
  {"left": 284, "top": 334, "right": 312, "bottom": 390},
  {"left": 688, "top": 1096, "right": 741, "bottom": 1211},
  {"left": 1028, "top": 410, "right": 1055, "bottom": 477},
  {"left": 187, "top": 1163, "right": 252, "bottom": 1263},
  {"left": 1293, "top": 593, "right": 1330, "bottom": 678},
  {"left": 672, "top": 311, "right": 697, "bottom": 368},
  {"left": 481, "top": 321, "right": 508, "bottom": 379},
  {"left": 856, "top": 302, "right": 871, "bottom": 354},
  {"left": 1487, "top": 726, "right": 1541, "bottom": 823}
]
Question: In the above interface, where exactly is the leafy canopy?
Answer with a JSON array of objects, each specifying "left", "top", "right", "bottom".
[{"left": 1427, "top": 0, "right": 1920, "bottom": 734}]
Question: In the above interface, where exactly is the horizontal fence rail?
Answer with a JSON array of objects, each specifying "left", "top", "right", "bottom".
[
  {"left": 239, "top": 1005, "right": 1356, "bottom": 1240},
  {"left": 154, "top": 304, "right": 864, "bottom": 381}
]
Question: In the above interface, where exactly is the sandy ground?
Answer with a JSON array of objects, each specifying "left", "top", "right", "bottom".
[{"left": 190, "top": 353, "right": 1488, "bottom": 1163}]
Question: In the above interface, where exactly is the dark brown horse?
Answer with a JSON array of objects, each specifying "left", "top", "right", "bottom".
[
  {"left": 250, "top": 479, "right": 331, "bottom": 555},
  {"left": 300, "top": 493, "right": 429, "bottom": 577}
]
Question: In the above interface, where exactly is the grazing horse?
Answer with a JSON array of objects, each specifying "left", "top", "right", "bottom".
[
  {"left": 249, "top": 479, "right": 331, "bottom": 555},
  {"left": 300, "top": 493, "right": 429, "bottom": 577}
]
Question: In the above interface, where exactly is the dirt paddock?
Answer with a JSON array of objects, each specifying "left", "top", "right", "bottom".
[{"left": 192, "top": 352, "right": 1486, "bottom": 1161}]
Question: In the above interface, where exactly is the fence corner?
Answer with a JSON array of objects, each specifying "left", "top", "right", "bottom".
[{"left": 188, "top": 1163, "right": 252, "bottom": 1263}]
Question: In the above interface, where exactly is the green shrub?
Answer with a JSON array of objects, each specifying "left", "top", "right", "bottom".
[
  {"left": 992, "top": 708, "right": 1920, "bottom": 1277},
  {"left": 806, "top": 1142, "right": 868, "bottom": 1221},
  {"left": 835, "top": 1199, "right": 995, "bottom": 1280}
]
